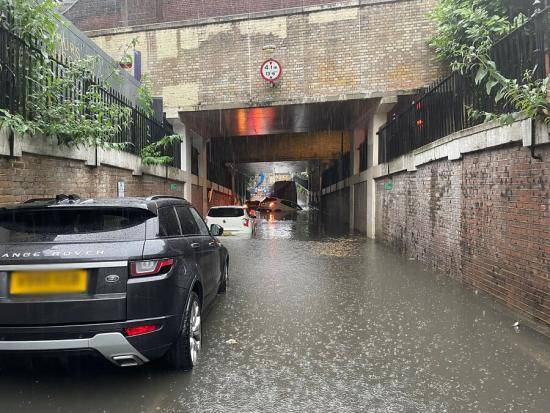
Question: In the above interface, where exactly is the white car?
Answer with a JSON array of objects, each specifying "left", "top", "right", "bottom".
[
  {"left": 206, "top": 206, "right": 255, "bottom": 236},
  {"left": 258, "top": 197, "right": 303, "bottom": 212}
]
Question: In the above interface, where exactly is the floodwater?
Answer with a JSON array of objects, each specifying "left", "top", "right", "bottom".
[{"left": 0, "top": 211, "right": 549, "bottom": 412}]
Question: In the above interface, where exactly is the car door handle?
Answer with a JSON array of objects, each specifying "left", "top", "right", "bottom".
[
  {"left": 190, "top": 242, "right": 201, "bottom": 249},
  {"left": 209, "top": 241, "right": 218, "bottom": 247}
]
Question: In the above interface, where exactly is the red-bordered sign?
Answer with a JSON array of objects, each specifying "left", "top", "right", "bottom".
[{"left": 260, "top": 59, "right": 282, "bottom": 83}]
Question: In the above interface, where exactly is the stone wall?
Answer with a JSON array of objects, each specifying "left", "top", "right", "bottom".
[
  {"left": 375, "top": 143, "right": 550, "bottom": 330},
  {"left": 0, "top": 152, "right": 186, "bottom": 204},
  {"left": 322, "top": 186, "right": 350, "bottom": 226},
  {"left": 63, "top": 0, "right": 345, "bottom": 32},
  {"left": 209, "top": 189, "right": 235, "bottom": 208},
  {"left": 0, "top": 129, "right": 234, "bottom": 214},
  {"left": 79, "top": 0, "right": 442, "bottom": 112}
]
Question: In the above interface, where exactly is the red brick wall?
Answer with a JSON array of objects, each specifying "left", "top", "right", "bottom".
[
  {"left": 376, "top": 143, "right": 550, "bottom": 330},
  {"left": 0, "top": 152, "right": 191, "bottom": 204},
  {"left": 64, "top": 0, "right": 341, "bottom": 31},
  {"left": 191, "top": 184, "right": 204, "bottom": 216},
  {"left": 208, "top": 189, "right": 235, "bottom": 208}
]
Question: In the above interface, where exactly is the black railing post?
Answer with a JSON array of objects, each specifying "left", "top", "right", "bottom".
[
  {"left": 0, "top": 21, "right": 178, "bottom": 167},
  {"left": 374, "top": 7, "right": 548, "bottom": 164},
  {"left": 532, "top": 1, "right": 545, "bottom": 80}
]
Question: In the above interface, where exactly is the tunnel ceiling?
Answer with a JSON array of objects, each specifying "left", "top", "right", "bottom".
[
  {"left": 180, "top": 100, "right": 371, "bottom": 138},
  {"left": 238, "top": 161, "right": 311, "bottom": 174}
]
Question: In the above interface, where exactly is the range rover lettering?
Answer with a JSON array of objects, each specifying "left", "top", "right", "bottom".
[{"left": 0, "top": 195, "right": 229, "bottom": 370}]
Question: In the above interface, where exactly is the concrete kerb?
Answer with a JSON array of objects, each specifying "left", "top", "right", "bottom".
[{"left": 14, "top": 132, "right": 97, "bottom": 166}]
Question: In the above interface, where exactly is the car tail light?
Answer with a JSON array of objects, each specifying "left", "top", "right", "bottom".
[
  {"left": 243, "top": 218, "right": 249, "bottom": 227},
  {"left": 124, "top": 325, "right": 158, "bottom": 337},
  {"left": 130, "top": 258, "right": 174, "bottom": 277}
]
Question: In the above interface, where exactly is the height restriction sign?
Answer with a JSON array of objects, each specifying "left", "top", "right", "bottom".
[{"left": 260, "top": 59, "right": 282, "bottom": 83}]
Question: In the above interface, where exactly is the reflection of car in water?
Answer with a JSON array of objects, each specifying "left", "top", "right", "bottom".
[
  {"left": 264, "top": 210, "right": 299, "bottom": 222},
  {"left": 258, "top": 197, "right": 302, "bottom": 212},
  {"left": 206, "top": 206, "right": 255, "bottom": 236}
]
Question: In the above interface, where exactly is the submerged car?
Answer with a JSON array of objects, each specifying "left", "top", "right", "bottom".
[
  {"left": 258, "top": 197, "right": 302, "bottom": 212},
  {"left": 0, "top": 195, "right": 228, "bottom": 370},
  {"left": 205, "top": 206, "right": 255, "bottom": 236}
]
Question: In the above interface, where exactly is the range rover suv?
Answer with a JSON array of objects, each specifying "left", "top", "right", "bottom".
[{"left": 0, "top": 195, "right": 229, "bottom": 370}]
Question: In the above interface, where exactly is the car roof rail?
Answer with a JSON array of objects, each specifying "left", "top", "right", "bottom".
[
  {"left": 23, "top": 198, "right": 56, "bottom": 204},
  {"left": 55, "top": 194, "right": 81, "bottom": 204},
  {"left": 146, "top": 195, "right": 188, "bottom": 202}
]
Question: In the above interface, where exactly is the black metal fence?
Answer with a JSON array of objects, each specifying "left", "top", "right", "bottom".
[
  {"left": 322, "top": 152, "right": 350, "bottom": 188},
  {"left": 0, "top": 16, "right": 180, "bottom": 168},
  {"left": 359, "top": 139, "right": 368, "bottom": 172},
  {"left": 378, "top": 7, "right": 548, "bottom": 164}
]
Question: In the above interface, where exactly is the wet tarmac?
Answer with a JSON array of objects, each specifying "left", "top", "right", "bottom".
[{"left": 0, "top": 211, "right": 549, "bottom": 412}]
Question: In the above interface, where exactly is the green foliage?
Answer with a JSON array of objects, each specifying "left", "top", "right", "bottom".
[
  {"left": 0, "top": 1, "right": 176, "bottom": 163},
  {"left": 429, "top": 0, "right": 515, "bottom": 69},
  {"left": 469, "top": 70, "right": 550, "bottom": 125},
  {"left": 23, "top": 56, "right": 132, "bottom": 149},
  {"left": 429, "top": 0, "right": 549, "bottom": 125},
  {"left": 137, "top": 74, "right": 155, "bottom": 118},
  {"left": 0, "top": 0, "right": 60, "bottom": 52},
  {"left": 0, "top": 109, "right": 34, "bottom": 135},
  {"left": 141, "top": 134, "right": 182, "bottom": 166}
]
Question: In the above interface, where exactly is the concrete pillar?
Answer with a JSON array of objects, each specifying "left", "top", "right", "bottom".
[
  {"left": 195, "top": 135, "right": 209, "bottom": 215},
  {"left": 348, "top": 125, "right": 367, "bottom": 233},
  {"left": 349, "top": 182, "right": 355, "bottom": 234},
  {"left": 168, "top": 118, "right": 192, "bottom": 202},
  {"left": 351, "top": 126, "right": 365, "bottom": 175},
  {"left": 366, "top": 97, "right": 397, "bottom": 239}
]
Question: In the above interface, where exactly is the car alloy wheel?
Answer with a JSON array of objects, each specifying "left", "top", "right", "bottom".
[
  {"left": 164, "top": 291, "right": 201, "bottom": 370},
  {"left": 218, "top": 262, "right": 228, "bottom": 294},
  {"left": 189, "top": 299, "right": 201, "bottom": 365}
]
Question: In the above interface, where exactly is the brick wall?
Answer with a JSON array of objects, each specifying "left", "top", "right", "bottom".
[
  {"left": 85, "top": 0, "right": 442, "bottom": 111},
  {"left": 209, "top": 189, "right": 235, "bottom": 208},
  {"left": 63, "top": 0, "right": 346, "bottom": 31},
  {"left": 0, "top": 152, "right": 187, "bottom": 204},
  {"left": 375, "top": 143, "right": 550, "bottom": 329},
  {"left": 322, "top": 186, "right": 350, "bottom": 226}
]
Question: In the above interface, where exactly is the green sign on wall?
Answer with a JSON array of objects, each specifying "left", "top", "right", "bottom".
[
  {"left": 170, "top": 183, "right": 177, "bottom": 191},
  {"left": 384, "top": 182, "right": 393, "bottom": 191}
]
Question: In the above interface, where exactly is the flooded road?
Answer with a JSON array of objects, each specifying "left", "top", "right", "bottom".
[{"left": 1, "top": 211, "right": 549, "bottom": 412}]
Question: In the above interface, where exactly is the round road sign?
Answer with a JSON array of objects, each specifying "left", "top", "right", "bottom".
[{"left": 260, "top": 59, "right": 282, "bottom": 83}]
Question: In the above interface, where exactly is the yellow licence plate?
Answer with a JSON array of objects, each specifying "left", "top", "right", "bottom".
[{"left": 10, "top": 270, "right": 88, "bottom": 295}]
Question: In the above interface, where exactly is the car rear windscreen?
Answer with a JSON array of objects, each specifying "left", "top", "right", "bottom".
[
  {"left": 208, "top": 208, "right": 244, "bottom": 218},
  {"left": 0, "top": 207, "right": 154, "bottom": 243}
]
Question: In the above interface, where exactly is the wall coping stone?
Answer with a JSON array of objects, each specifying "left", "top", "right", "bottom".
[
  {"left": 0, "top": 130, "right": 232, "bottom": 195},
  {"left": 322, "top": 118, "right": 549, "bottom": 194}
]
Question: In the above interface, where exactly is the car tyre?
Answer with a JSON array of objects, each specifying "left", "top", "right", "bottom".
[
  {"left": 218, "top": 261, "right": 228, "bottom": 294},
  {"left": 164, "top": 291, "right": 201, "bottom": 370}
]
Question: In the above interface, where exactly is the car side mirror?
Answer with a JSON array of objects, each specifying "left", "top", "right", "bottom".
[{"left": 210, "top": 224, "right": 223, "bottom": 237}]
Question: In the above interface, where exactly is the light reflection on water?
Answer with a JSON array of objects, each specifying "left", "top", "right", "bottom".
[{"left": 0, "top": 211, "right": 549, "bottom": 413}]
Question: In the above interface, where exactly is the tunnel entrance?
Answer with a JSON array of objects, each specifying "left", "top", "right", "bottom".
[{"left": 179, "top": 99, "right": 377, "bottom": 209}]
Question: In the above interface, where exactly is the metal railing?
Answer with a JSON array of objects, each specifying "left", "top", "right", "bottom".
[
  {"left": 322, "top": 152, "right": 350, "bottom": 188},
  {"left": 359, "top": 140, "right": 368, "bottom": 172},
  {"left": 378, "top": 7, "right": 548, "bottom": 164},
  {"left": 0, "top": 17, "right": 180, "bottom": 168}
]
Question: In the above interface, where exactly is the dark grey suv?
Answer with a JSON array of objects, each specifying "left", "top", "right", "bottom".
[{"left": 0, "top": 195, "right": 228, "bottom": 370}]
